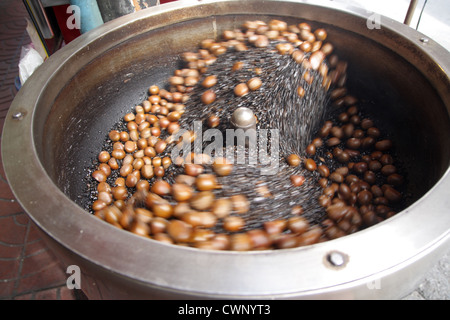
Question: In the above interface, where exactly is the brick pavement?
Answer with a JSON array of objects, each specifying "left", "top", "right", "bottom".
[{"left": 0, "top": 0, "right": 85, "bottom": 300}]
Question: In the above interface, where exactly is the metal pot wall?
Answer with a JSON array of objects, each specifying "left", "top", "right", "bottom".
[{"left": 2, "top": 0, "right": 449, "bottom": 299}]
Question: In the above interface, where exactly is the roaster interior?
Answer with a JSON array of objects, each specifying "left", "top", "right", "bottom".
[{"left": 37, "top": 14, "right": 450, "bottom": 235}]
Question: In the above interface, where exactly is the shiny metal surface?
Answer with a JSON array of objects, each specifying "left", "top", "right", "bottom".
[
  {"left": 2, "top": 0, "right": 450, "bottom": 299},
  {"left": 231, "top": 107, "right": 256, "bottom": 131}
]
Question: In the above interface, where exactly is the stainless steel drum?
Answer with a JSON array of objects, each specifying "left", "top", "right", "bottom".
[{"left": 2, "top": 0, "right": 449, "bottom": 299}]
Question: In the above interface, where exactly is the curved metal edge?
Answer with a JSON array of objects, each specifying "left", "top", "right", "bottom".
[
  {"left": 160, "top": 232, "right": 450, "bottom": 299},
  {"left": 2, "top": 0, "right": 450, "bottom": 298}
]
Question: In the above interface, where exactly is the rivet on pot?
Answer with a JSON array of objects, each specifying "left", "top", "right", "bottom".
[
  {"left": 12, "top": 111, "right": 25, "bottom": 120},
  {"left": 325, "top": 251, "right": 348, "bottom": 268}
]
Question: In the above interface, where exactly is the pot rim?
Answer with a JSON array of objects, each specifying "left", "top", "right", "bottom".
[{"left": 2, "top": 0, "right": 449, "bottom": 298}]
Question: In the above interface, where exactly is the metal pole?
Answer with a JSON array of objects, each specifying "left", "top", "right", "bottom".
[{"left": 404, "top": 0, "right": 419, "bottom": 25}]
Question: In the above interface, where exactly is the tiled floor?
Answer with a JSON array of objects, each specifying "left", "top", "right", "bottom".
[
  {"left": 0, "top": 0, "right": 85, "bottom": 300},
  {"left": 0, "top": 0, "right": 448, "bottom": 300}
]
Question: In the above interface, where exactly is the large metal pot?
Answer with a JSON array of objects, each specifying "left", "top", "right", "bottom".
[{"left": 2, "top": 0, "right": 449, "bottom": 299}]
